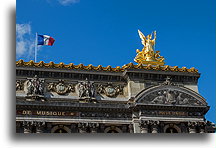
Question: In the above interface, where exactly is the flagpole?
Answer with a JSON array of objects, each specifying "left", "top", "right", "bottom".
[{"left": 35, "top": 32, "right": 38, "bottom": 63}]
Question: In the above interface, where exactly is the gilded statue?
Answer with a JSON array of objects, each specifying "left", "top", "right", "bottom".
[{"left": 134, "top": 29, "right": 165, "bottom": 65}]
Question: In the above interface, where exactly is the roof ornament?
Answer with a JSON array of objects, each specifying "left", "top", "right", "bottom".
[{"left": 134, "top": 30, "right": 165, "bottom": 65}]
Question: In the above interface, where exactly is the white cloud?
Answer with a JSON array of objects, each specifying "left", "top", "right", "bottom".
[
  {"left": 16, "top": 23, "right": 35, "bottom": 60},
  {"left": 58, "top": 0, "right": 80, "bottom": 6}
]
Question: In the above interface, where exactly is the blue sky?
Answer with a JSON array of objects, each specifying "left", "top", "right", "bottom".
[{"left": 16, "top": 0, "right": 215, "bottom": 123}]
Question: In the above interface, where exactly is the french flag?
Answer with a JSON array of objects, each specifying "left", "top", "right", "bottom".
[{"left": 37, "top": 34, "right": 55, "bottom": 46}]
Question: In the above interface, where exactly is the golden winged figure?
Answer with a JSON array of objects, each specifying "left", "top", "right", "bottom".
[{"left": 134, "top": 30, "right": 165, "bottom": 65}]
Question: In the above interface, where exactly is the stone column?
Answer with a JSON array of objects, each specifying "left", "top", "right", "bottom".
[
  {"left": 16, "top": 122, "right": 21, "bottom": 133},
  {"left": 128, "top": 124, "right": 134, "bottom": 133},
  {"left": 46, "top": 123, "right": 52, "bottom": 133},
  {"left": 71, "top": 124, "right": 78, "bottom": 133},
  {"left": 121, "top": 125, "right": 127, "bottom": 133},
  {"left": 139, "top": 120, "right": 150, "bottom": 133},
  {"left": 23, "top": 121, "right": 32, "bottom": 133},
  {"left": 180, "top": 123, "right": 187, "bottom": 133},
  {"left": 150, "top": 121, "right": 160, "bottom": 133},
  {"left": 99, "top": 124, "right": 105, "bottom": 133},
  {"left": 188, "top": 122, "right": 197, "bottom": 133}
]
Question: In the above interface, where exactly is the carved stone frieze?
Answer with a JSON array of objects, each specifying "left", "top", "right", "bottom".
[
  {"left": 135, "top": 83, "right": 207, "bottom": 106},
  {"left": 80, "top": 112, "right": 131, "bottom": 118},
  {"left": 26, "top": 75, "right": 44, "bottom": 96},
  {"left": 140, "top": 89, "right": 202, "bottom": 106},
  {"left": 97, "top": 83, "right": 124, "bottom": 97},
  {"left": 47, "top": 79, "right": 75, "bottom": 95}
]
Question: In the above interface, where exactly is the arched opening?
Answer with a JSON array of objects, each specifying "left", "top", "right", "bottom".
[
  {"left": 104, "top": 126, "right": 122, "bottom": 133},
  {"left": 163, "top": 124, "right": 181, "bottom": 133},
  {"left": 51, "top": 125, "right": 71, "bottom": 133},
  {"left": 107, "top": 129, "right": 119, "bottom": 133},
  {"left": 165, "top": 127, "right": 178, "bottom": 133},
  {"left": 54, "top": 128, "right": 68, "bottom": 133}
]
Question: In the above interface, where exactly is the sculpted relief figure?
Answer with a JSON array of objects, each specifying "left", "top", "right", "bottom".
[
  {"left": 177, "top": 93, "right": 189, "bottom": 105},
  {"left": 165, "top": 90, "right": 177, "bottom": 104},
  {"left": 151, "top": 90, "right": 176, "bottom": 105},
  {"left": 77, "top": 79, "right": 95, "bottom": 98},
  {"left": 151, "top": 92, "right": 166, "bottom": 104},
  {"left": 148, "top": 89, "right": 203, "bottom": 106},
  {"left": 16, "top": 80, "right": 23, "bottom": 91},
  {"left": 27, "top": 79, "right": 34, "bottom": 95},
  {"left": 26, "top": 75, "right": 44, "bottom": 96}
]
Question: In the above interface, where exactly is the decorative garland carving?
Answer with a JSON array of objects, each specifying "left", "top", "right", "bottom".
[
  {"left": 97, "top": 83, "right": 124, "bottom": 97},
  {"left": 47, "top": 80, "right": 75, "bottom": 95}
]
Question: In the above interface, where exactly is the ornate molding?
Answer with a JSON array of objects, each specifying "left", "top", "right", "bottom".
[{"left": 47, "top": 79, "right": 75, "bottom": 95}]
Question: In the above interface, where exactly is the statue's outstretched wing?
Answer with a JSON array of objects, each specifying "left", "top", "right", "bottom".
[{"left": 138, "top": 29, "right": 146, "bottom": 45}]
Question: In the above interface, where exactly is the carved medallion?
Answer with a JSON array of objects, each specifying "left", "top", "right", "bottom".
[
  {"left": 47, "top": 80, "right": 75, "bottom": 95},
  {"left": 97, "top": 83, "right": 124, "bottom": 97},
  {"left": 105, "top": 85, "right": 117, "bottom": 97}
]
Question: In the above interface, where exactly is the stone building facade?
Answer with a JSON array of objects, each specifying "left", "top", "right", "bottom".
[{"left": 16, "top": 60, "right": 215, "bottom": 133}]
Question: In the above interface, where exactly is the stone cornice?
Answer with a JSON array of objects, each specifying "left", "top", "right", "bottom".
[{"left": 16, "top": 60, "right": 199, "bottom": 74}]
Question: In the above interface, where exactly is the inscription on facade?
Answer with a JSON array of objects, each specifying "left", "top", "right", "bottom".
[
  {"left": 17, "top": 110, "right": 77, "bottom": 116},
  {"left": 141, "top": 110, "right": 188, "bottom": 117},
  {"left": 158, "top": 111, "right": 188, "bottom": 116}
]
